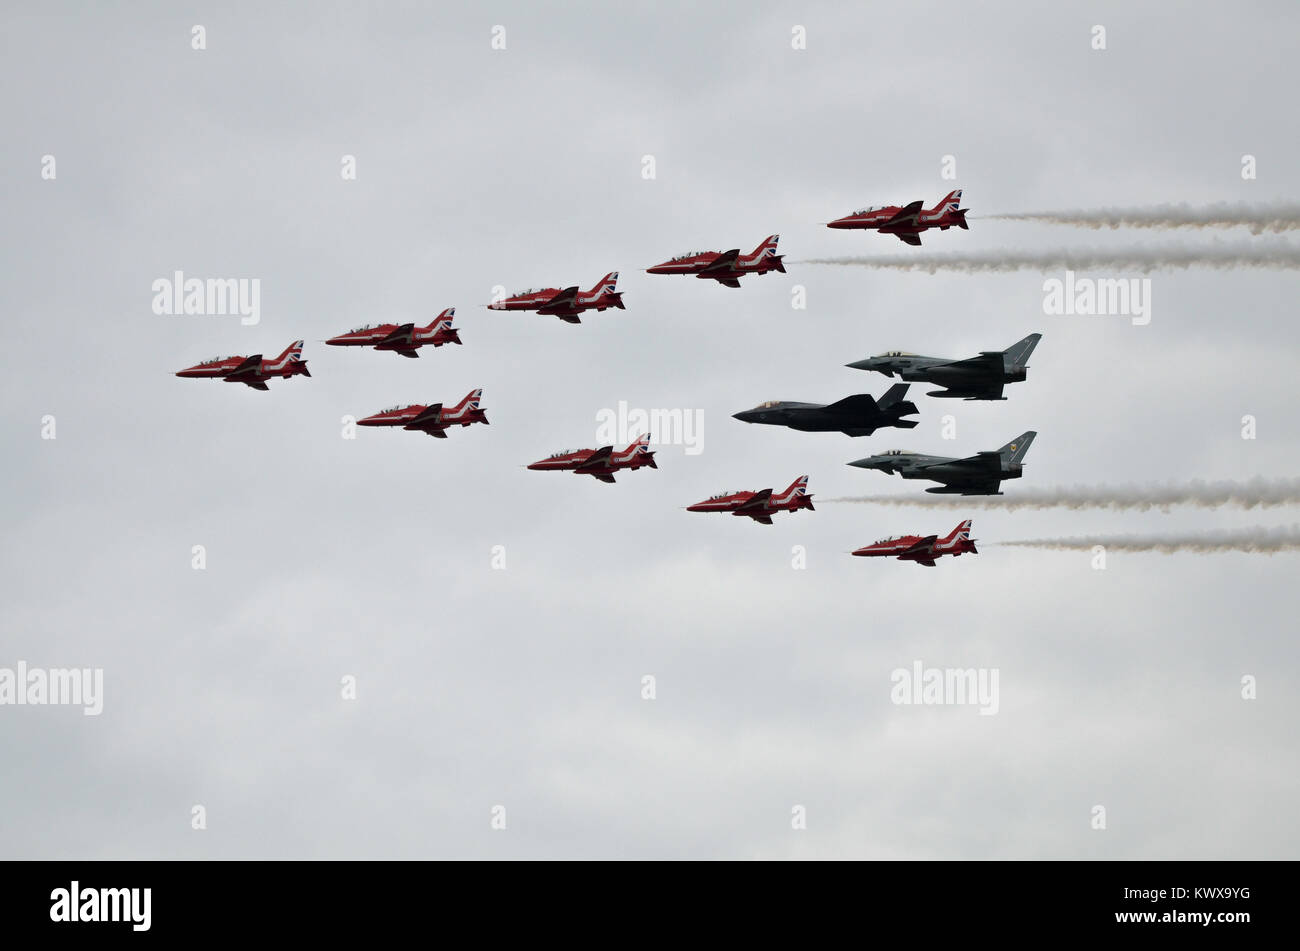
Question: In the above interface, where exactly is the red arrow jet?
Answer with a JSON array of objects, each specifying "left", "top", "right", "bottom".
[
  {"left": 488, "top": 272, "right": 623, "bottom": 323},
  {"left": 175, "top": 340, "right": 310, "bottom": 390},
  {"left": 326, "top": 308, "right": 460, "bottom": 357},
  {"left": 851, "top": 519, "right": 977, "bottom": 566},
  {"left": 357, "top": 388, "right": 487, "bottom": 439},
  {"left": 687, "top": 476, "right": 813, "bottom": 525},
  {"left": 827, "top": 190, "right": 968, "bottom": 246},
  {"left": 646, "top": 235, "right": 785, "bottom": 288},
  {"left": 526, "top": 434, "right": 656, "bottom": 483}
]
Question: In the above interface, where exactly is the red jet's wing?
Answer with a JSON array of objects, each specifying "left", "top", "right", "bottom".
[
  {"left": 894, "top": 232, "right": 923, "bottom": 246},
  {"left": 880, "top": 200, "right": 924, "bottom": 229},
  {"left": 574, "top": 446, "right": 614, "bottom": 471},
  {"left": 537, "top": 286, "right": 580, "bottom": 314},
  {"left": 403, "top": 403, "right": 445, "bottom": 431},
  {"left": 897, "top": 535, "right": 939, "bottom": 560},
  {"left": 698, "top": 249, "right": 741, "bottom": 276},
  {"left": 377, "top": 323, "right": 416, "bottom": 346},
  {"left": 734, "top": 489, "right": 774, "bottom": 515},
  {"left": 224, "top": 354, "right": 263, "bottom": 379}
]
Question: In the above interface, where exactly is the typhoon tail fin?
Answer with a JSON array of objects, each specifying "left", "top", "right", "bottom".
[
  {"left": 997, "top": 432, "right": 1036, "bottom": 466},
  {"left": 1003, "top": 333, "right": 1041, "bottom": 366}
]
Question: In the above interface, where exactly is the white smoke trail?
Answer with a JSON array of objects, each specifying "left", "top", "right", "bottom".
[
  {"left": 826, "top": 478, "right": 1300, "bottom": 512},
  {"left": 801, "top": 243, "right": 1300, "bottom": 273},
  {"left": 996, "top": 526, "right": 1300, "bottom": 554},
  {"left": 984, "top": 203, "right": 1300, "bottom": 234}
]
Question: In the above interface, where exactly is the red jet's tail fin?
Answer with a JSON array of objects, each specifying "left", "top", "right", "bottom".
[
  {"left": 934, "top": 189, "right": 963, "bottom": 214},
  {"left": 451, "top": 387, "right": 483, "bottom": 414},
  {"left": 942, "top": 518, "right": 973, "bottom": 545},
  {"left": 752, "top": 234, "right": 780, "bottom": 258},
  {"left": 774, "top": 475, "right": 809, "bottom": 504},
  {"left": 277, "top": 339, "right": 305, "bottom": 362},
  {"left": 627, "top": 432, "right": 652, "bottom": 454},
  {"left": 590, "top": 271, "right": 619, "bottom": 296}
]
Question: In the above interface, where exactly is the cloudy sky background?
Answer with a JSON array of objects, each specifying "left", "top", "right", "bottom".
[{"left": 2, "top": 1, "right": 1297, "bottom": 858}]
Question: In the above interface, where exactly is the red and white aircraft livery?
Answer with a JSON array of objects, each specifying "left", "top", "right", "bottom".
[
  {"left": 175, "top": 340, "right": 310, "bottom": 391},
  {"left": 852, "top": 519, "right": 977, "bottom": 566},
  {"left": 526, "top": 434, "right": 656, "bottom": 483},
  {"left": 488, "top": 272, "right": 623, "bottom": 323},
  {"left": 646, "top": 235, "right": 785, "bottom": 288},
  {"left": 827, "top": 190, "right": 968, "bottom": 246},
  {"left": 357, "top": 389, "right": 488, "bottom": 439},
  {"left": 687, "top": 476, "right": 813, "bottom": 525},
  {"left": 326, "top": 309, "right": 460, "bottom": 357}
]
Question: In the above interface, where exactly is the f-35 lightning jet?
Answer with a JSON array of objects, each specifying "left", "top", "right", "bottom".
[{"left": 732, "top": 384, "right": 919, "bottom": 437}]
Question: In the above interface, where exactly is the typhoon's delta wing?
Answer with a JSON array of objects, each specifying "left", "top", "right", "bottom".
[
  {"left": 732, "top": 384, "right": 919, "bottom": 437},
  {"left": 357, "top": 389, "right": 488, "bottom": 438},
  {"left": 852, "top": 520, "right": 977, "bottom": 566},
  {"left": 687, "top": 476, "right": 813, "bottom": 525},
  {"left": 175, "top": 340, "right": 310, "bottom": 390},
  {"left": 646, "top": 235, "right": 785, "bottom": 288},
  {"left": 326, "top": 309, "right": 461, "bottom": 357},
  {"left": 527, "top": 434, "right": 656, "bottom": 483},
  {"left": 488, "top": 273, "right": 623, "bottom": 323},
  {"left": 849, "top": 432, "right": 1036, "bottom": 495},
  {"left": 848, "top": 333, "right": 1041, "bottom": 401},
  {"left": 827, "top": 190, "right": 968, "bottom": 246}
]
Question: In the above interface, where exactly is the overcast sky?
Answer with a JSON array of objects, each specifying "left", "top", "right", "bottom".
[{"left": 2, "top": 1, "right": 1297, "bottom": 859}]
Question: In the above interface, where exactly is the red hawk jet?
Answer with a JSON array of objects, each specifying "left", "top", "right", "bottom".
[
  {"left": 175, "top": 340, "right": 310, "bottom": 390},
  {"left": 851, "top": 519, "right": 977, "bottom": 566},
  {"left": 526, "top": 434, "right": 656, "bottom": 483},
  {"left": 357, "top": 388, "right": 487, "bottom": 439},
  {"left": 488, "top": 272, "right": 623, "bottom": 323},
  {"left": 646, "top": 234, "right": 785, "bottom": 287},
  {"left": 686, "top": 476, "right": 813, "bottom": 525},
  {"left": 827, "top": 190, "right": 968, "bottom": 246},
  {"left": 326, "top": 308, "right": 460, "bottom": 357}
]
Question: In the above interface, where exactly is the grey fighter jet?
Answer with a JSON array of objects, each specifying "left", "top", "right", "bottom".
[
  {"left": 732, "top": 384, "right": 919, "bottom": 437},
  {"left": 848, "top": 431, "right": 1037, "bottom": 495},
  {"left": 847, "top": 333, "right": 1042, "bottom": 401}
]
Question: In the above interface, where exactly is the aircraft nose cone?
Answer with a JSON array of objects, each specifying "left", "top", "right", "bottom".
[
  {"left": 845, "top": 359, "right": 873, "bottom": 371},
  {"left": 732, "top": 411, "right": 755, "bottom": 423},
  {"left": 827, "top": 219, "right": 849, "bottom": 229},
  {"left": 686, "top": 503, "right": 705, "bottom": 512},
  {"left": 526, "top": 462, "right": 543, "bottom": 470},
  {"left": 847, "top": 458, "right": 880, "bottom": 469},
  {"left": 325, "top": 336, "right": 346, "bottom": 345}
]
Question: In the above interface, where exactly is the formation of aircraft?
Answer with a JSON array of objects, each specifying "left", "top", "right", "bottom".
[
  {"left": 732, "top": 384, "right": 920, "bottom": 437},
  {"left": 488, "top": 272, "right": 624, "bottom": 323},
  {"left": 527, "top": 434, "right": 656, "bottom": 483},
  {"left": 171, "top": 186, "right": 1049, "bottom": 552},
  {"left": 851, "top": 519, "right": 977, "bottom": 566},
  {"left": 326, "top": 309, "right": 460, "bottom": 357},
  {"left": 849, "top": 432, "right": 1037, "bottom": 496},
  {"left": 175, "top": 340, "right": 310, "bottom": 390},
  {"left": 848, "top": 333, "right": 1041, "bottom": 401},
  {"left": 827, "top": 189, "right": 968, "bottom": 246},
  {"left": 646, "top": 235, "right": 784, "bottom": 288},
  {"left": 357, "top": 389, "right": 488, "bottom": 439},
  {"left": 687, "top": 477, "right": 813, "bottom": 524}
]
